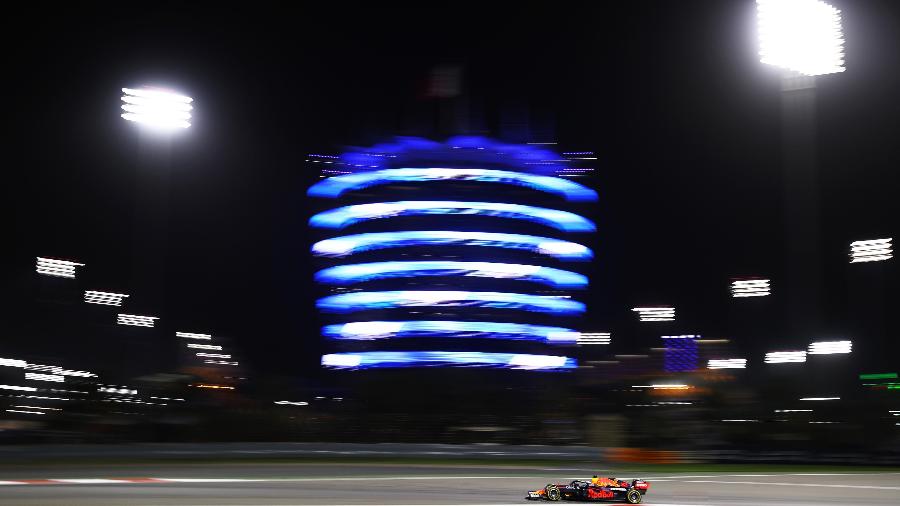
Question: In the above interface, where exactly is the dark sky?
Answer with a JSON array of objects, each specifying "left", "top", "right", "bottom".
[{"left": 6, "top": 1, "right": 898, "bottom": 379}]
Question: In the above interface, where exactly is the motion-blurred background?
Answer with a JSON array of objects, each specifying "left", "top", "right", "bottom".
[{"left": 3, "top": 1, "right": 898, "bottom": 461}]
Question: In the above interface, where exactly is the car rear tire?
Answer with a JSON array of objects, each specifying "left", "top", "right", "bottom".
[
  {"left": 545, "top": 484, "right": 561, "bottom": 501},
  {"left": 625, "top": 488, "right": 642, "bottom": 504}
]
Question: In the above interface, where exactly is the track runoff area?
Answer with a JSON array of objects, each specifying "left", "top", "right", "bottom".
[{"left": 0, "top": 463, "right": 899, "bottom": 505}]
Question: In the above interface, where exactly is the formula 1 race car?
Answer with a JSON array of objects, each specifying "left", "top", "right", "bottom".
[{"left": 525, "top": 477, "right": 650, "bottom": 503}]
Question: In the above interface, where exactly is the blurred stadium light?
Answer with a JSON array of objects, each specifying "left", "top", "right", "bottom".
[
  {"left": 849, "top": 238, "right": 892, "bottom": 263},
  {"left": 756, "top": 0, "right": 845, "bottom": 76},
  {"left": 730, "top": 278, "right": 771, "bottom": 297},
  {"left": 116, "top": 314, "right": 158, "bottom": 327},
  {"left": 632, "top": 307, "right": 675, "bottom": 322},
  {"left": 808, "top": 340, "right": 852, "bottom": 354},
  {"left": 765, "top": 350, "right": 807, "bottom": 363},
  {"left": 121, "top": 86, "right": 192, "bottom": 129},
  {"left": 84, "top": 290, "right": 129, "bottom": 306},
  {"left": 35, "top": 257, "right": 84, "bottom": 279}
]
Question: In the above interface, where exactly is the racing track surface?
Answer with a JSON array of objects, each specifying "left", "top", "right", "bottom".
[{"left": 0, "top": 463, "right": 898, "bottom": 505}]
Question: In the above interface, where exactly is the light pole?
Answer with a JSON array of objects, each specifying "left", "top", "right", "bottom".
[
  {"left": 119, "top": 86, "right": 192, "bottom": 326},
  {"left": 755, "top": 0, "right": 845, "bottom": 337}
]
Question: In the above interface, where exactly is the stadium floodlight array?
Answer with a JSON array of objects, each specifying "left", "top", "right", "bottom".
[
  {"left": 756, "top": 0, "right": 845, "bottom": 76},
  {"left": 25, "top": 372, "right": 65, "bottom": 383},
  {"left": 204, "top": 360, "right": 239, "bottom": 366},
  {"left": 662, "top": 335, "right": 699, "bottom": 372},
  {"left": 121, "top": 87, "right": 193, "bottom": 129},
  {"left": 0, "top": 358, "right": 27, "bottom": 368},
  {"left": 274, "top": 401, "right": 309, "bottom": 406},
  {"left": 321, "top": 351, "right": 577, "bottom": 371},
  {"left": 186, "top": 343, "right": 222, "bottom": 350},
  {"left": 708, "top": 358, "right": 748, "bottom": 369},
  {"left": 35, "top": 257, "right": 84, "bottom": 279},
  {"left": 323, "top": 321, "right": 581, "bottom": 344},
  {"left": 577, "top": 332, "right": 611, "bottom": 345},
  {"left": 307, "top": 167, "right": 598, "bottom": 201},
  {"left": 317, "top": 291, "right": 586, "bottom": 315},
  {"left": 176, "top": 332, "right": 212, "bottom": 340},
  {"left": 850, "top": 238, "right": 892, "bottom": 263},
  {"left": 800, "top": 396, "right": 840, "bottom": 401},
  {"left": 309, "top": 201, "right": 596, "bottom": 232},
  {"left": 116, "top": 314, "right": 158, "bottom": 327},
  {"left": 731, "top": 279, "right": 771, "bottom": 297},
  {"left": 808, "top": 340, "right": 852, "bottom": 355},
  {"left": 312, "top": 231, "right": 593, "bottom": 260},
  {"left": 84, "top": 291, "right": 129, "bottom": 306},
  {"left": 765, "top": 350, "right": 807, "bottom": 364},
  {"left": 196, "top": 353, "right": 231, "bottom": 359},
  {"left": 315, "top": 261, "right": 588, "bottom": 289},
  {"left": 631, "top": 307, "right": 675, "bottom": 322}
]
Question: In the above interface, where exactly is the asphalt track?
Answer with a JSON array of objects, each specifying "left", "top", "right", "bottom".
[{"left": 0, "top": 463, "right": 898, "bottom": 505}]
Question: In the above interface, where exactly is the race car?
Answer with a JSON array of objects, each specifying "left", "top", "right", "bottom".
[{"left": 525, "top": 477, "right": 650, "bottom": 503}]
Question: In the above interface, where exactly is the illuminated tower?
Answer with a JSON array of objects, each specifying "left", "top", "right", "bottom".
[{"left": 309, "top": 137, "right": 596, "bottom": 378}]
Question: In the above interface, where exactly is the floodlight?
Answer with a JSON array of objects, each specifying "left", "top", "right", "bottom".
[
  {"left": 757, "top": 0, "right": 845, "bottom": 76},
  {"left": 176, "top": 332, "right": 212, "bottom": 340},
  {"left": 765, "top": 350, "right": 807, "bottom": 363},
  {"left": 117, "top": 314, "right": 158, "bottom": 327},
  {"left": 850, "top": 238, "right": 892, "bottom": 263},
  {"left": 577, "top": 332, "right": 611, "bottom": 345},
  {"left": 84, "top": 291, "right": 129, "bottom": 306},
  {"left": 36, "top": 257, "right": 83, "bottom": 279},
  {"left": 708, "top": 358, "right": 747, "bottom": 369},
  {"left": 631, "top": 307, "right": 675, "bottom": 322},
  {"left": 808, "top": 340, "right": 852, "bottom": 355},
  {"left": 121, "top": 87, "right": 192, "bottom": 129},
  {"left": 731, "top": 279, "right": 771, "bottom": 297}
]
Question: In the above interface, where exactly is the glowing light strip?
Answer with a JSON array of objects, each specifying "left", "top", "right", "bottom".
[
  {"left": 323, "top": 321, "right": 580, "bottom": 344},
  {"left": 708, "top": 358, "right": 747, "bottom": 369},
  {"left": 312, "top": 231, "right": 593, "bottom": 260},
  {"left": 308, "top": 167, "right": 598, "bottom": 201},
  {"left": 317, "top": 291, "right": 586, "bottom": 315},
  {"left": 84, "top": 291, "right": 129, "bottom": 306},
  {"left": 309, "top": 201, "right": 595, "bottom": 232},
  {"left": 315, "top": 261, "right": 588, "bottom": 289},
  {"left": 321, "top": 351, "right": 577, "bottom": 371},
  {"left": 765, "top": 351, "right": 807, "bottom": 363},
  {"left": 36, "top": 257, "right": 83, "bottom": 279},
  {"left": 577, "top": 332, "right": 611, "bottom": 345},
  {"left": 0, "top": 385, "right": 38, "bottom": 392},
  {"left": 731, "top": 279, "right": 771, "bottom": 297},
  {"left": 186, "top": 343, "right": 222, "bottom": 350},
  {"left": 850, "top": 238, "right": 892, "bottom": 263},
  {"left": 176, "top": 332, "right": 212, "bottom": 340},
  {"left": 808, "top": 340, "right": 852, "bottom": 355}
]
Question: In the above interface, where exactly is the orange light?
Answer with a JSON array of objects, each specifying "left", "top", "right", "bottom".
[{"left": 192, "top": 384, "right": 234, "bottom": 390}]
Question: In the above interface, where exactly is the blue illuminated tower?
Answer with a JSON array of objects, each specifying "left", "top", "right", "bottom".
[{"left": 308, "top": 137, "right": 597, "bottom": 374}]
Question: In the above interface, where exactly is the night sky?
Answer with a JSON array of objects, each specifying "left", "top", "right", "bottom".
[{"left": 6, "top": 1, "right": 898, "bottom": 380}]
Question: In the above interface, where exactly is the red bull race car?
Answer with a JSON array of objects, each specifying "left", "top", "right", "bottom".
[{"left": 525, "top": 477, "right": 650, "bottom": 503}]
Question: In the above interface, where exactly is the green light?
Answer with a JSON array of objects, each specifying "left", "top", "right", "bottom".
[{"left": 859, "top": 373, "right": 898, "bottom": 380}]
